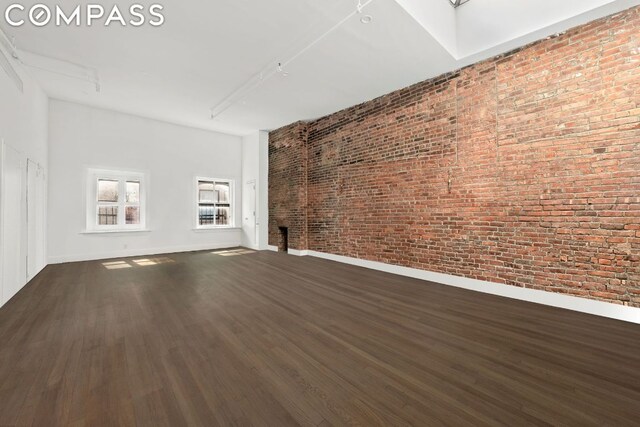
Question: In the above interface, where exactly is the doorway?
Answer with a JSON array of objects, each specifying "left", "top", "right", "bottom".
[
  {"left": 27, "top": 159, "right": 46, "bottom": 281},
  {"left": 243, "top": 181, "right": 257, "bottom": 248},
  {"left": 1, "top": 143, "right": 26, "bottom": 306},
  {"left": 0, "top": 142, "right": 46, "bottom": 307}
]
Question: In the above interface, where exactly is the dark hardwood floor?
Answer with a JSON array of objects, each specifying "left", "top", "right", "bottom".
[{"left": 1, "top": 249, "right": 639, "bottom": 426}]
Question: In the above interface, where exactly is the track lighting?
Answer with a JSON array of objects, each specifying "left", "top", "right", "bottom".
[
  {"left": 448, "top": 0, "right": 471, "bottom": 8},
  {"left": 209, "top": 0, "right": 375, "bottom": 120},
  {"left": 357, "top": 1, "right": 373, "bottom": 24},
  {"left": 10, "top": 36, "right": 18, "bottom": 59},
  {"left": 276, "top": 63, "right": 289, "bottom": 76},
  {"left": 0, "top": 30, "right": 23, "bottom": 92}
]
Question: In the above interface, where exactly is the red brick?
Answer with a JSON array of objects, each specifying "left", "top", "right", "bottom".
[{"left": 269, "top": 6, "right": 640, "bottom": 307}]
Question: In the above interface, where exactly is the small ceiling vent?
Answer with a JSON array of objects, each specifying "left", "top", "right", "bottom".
[{"left": 449, "top": 0, "right": 471, "bottom": 8}]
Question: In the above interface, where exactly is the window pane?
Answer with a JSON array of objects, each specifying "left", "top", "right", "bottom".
[
  {"left": 199, "top": 205, "right": 215, "bottom": 225},
  {"left": 216, "top": 206, "right": 230, "bottom": 226},
  {"left": 126, "top": 206, "right": 140, "bottom": 225},
  {"left": 98, "top": 180, "right": 118, "bottom": 202},
  {"left": 126, "top": 181, "right": 140, "bottom": 203},
  {"left": 98, "top": 206, "right": 118, "bottom": 225},
  {"left": 198, "top": 181, "right": 214, "bottom": 203},
  {"left": 215, "top": 183, "right": 230, "bottom": 203}
]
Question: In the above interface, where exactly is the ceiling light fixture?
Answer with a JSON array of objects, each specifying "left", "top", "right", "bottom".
[
  {"left": 277, "top": 62, "right": 289, "bottom": 76},
  {"left": 448, "top": 0, "right": 471, "bottom": 8},
  {"left": 357, "top": 0, "right": 373, "bottom": 23}
]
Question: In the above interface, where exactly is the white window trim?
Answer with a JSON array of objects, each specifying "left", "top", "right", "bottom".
[
  {"left": 86, "top": 168, "right": 148, "bottom": 233},
  {"left": 195, "top": 176, "right": 235, "bottom": 229}
]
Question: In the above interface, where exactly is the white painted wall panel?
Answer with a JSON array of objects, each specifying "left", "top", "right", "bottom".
[
  {"left": 1, "top": 144, "right": 26, "bottom": 305},
  {"left": 241, "top": 131, "right": 269, "bottom": 250},
  {"left": 0, "top": 44, "right": 48, "bottom": 308},
  {"left": 48, "top": 101, "right": 244, "bottom": 263},
  {"left": 27, "top": 159, "right": 46, "bottom": 280}
]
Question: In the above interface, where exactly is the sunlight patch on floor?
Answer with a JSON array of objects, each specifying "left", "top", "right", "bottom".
[
  {"left": 212, "top": 249, "right": 256, "bottom": 257},
  {"left": 103, "top": 257, "right": 175, "bottom": 269},
  {"left": 102, "top": 261, "right": 132, "bottom": 270},
  {"left": 133, "top": 257, "right": 176, "bottom": 266}
]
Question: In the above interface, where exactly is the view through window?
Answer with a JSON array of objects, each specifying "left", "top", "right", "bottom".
[{"left": 197, "top": 179, "right": 232, "bottom": 227}]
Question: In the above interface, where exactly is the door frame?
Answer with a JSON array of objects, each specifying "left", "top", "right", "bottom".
[
  {"left": 245, "top": 180, "right": 257, "bottom": 248},
  {"left": 0, "top": 141, "right": 28, "bottom": 306},
  {"left": 0, "top": 140, "right": 5, "bottom": 305}
]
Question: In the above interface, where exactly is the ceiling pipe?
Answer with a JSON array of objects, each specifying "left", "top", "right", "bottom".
[
  {"left": 19, "top": 52, "right": 101, "bottom": 93},
  {"left": 209, "top": 0, "right": 375, "bottom": 120},
  {"left": 0, "top": 27, "right": 24, "bottom": 92},
  {"left": 0, "top": 27, "right": 100, "bottom": 92},
  {"left": 0, "top": 26, "right": 18, "bottom": 58}
]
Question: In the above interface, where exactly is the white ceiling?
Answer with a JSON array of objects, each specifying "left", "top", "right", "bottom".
[{"left": 1, "top": 0, "right": 638, "bottom": 135}]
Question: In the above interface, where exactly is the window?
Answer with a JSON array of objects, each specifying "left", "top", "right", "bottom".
[
  {"left": 87, "top": 169, "right": 146, "bottom": 232},
  {"left": 196, "top": 178, "right": 233, "bottom": 228}
]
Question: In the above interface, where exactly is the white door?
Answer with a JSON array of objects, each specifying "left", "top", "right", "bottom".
[
  {"left": 243, "top": 181, "right": 257, "bottom": 248},
  {"left": 1, "top": 143, "right": 27, "bottom": 305},
  {"left": 27, "top": 159, "right": 46, "bottom": 280}
]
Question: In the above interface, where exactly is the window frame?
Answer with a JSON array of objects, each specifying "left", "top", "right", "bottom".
[
  {"left": 194, "top": 176, "right": 235, "bottom": 229},
  {"left": 86, "top": 168, "right": 147, "bottom": 232}
]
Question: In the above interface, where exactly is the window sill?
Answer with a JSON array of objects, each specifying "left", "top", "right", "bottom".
[
  {"left": 81, "top": 229, "right": 151, "bottom": 235},
  {"left": 192, "top": 227, "right": 240, "bottom": 232}
]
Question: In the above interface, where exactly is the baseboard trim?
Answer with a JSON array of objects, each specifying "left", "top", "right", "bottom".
[
  {"left": 304, "top": 250, "right": 640, "bottom": 324},
  {"left": 288, "top": 249, "right": 309, "bottom": 256},
  {"left": 26, "top": 263, "right": 47, "bottom": 283},
  {"left": 267, "top": 245, "right": 279, "bottom": 252},
  {"left": 49, "top": 242, "right": 242, "bottom": 264}
]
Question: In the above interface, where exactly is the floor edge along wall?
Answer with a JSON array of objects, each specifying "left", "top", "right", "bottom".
[{"left": 285, "top": 249, "right": 640, "bottom": 324}]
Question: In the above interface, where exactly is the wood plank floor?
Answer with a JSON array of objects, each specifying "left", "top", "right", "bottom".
[{"left": 0, "top": 249, "right": 639, "bottom": 426}]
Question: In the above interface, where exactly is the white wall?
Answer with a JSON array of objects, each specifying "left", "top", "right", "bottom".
[
  {"left": 257, "top": 131, "right": 269, "bottom": 250},
  {"left": 0, "top": 45, "right": 49, "bottom": 307},
  {"left": 48, "top": 100, "right": 244, "bottom": 263},
  {"left": 241, "top": 130, "right": 269, "bottom": 250},
  {"left": 456, "top": 0, "right": 618, "bottom": 58},
  {"left": 241, "top": 133, "right": 259, "bottom": 249},
  {"left": 0, "top": 69, "right": 48, "bottom": 163}
]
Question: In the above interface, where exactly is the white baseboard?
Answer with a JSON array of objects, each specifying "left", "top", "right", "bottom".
[
  {"left": 303, "top": 250, "right": 640, "bottom": 324},
  {"left": 267, "top": 245, "right": 279, "bottom": 252},
  {"left": 288, "top": 249, "right": 309, "bottom": 256},
  {"left": 26, "top": 262, "right": 47, "bottom": 283},
  {"left": 49, "top": 242, "right": 242, "bottom": 264}
]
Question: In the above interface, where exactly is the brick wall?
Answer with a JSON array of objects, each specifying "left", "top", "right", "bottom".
[
  {"left": 268, "top": 122, "right": 308, "bottom": 251},
  {"left": 269, "top": 6, "right": 640, "bottom": 306}
]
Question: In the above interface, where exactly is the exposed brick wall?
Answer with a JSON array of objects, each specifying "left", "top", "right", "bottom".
[
  {"left": 268, "top": 122, "right": 308, "bottom": 251},
  {"left": 269, "top": 6, "right": 640, "bottom": 306}
]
